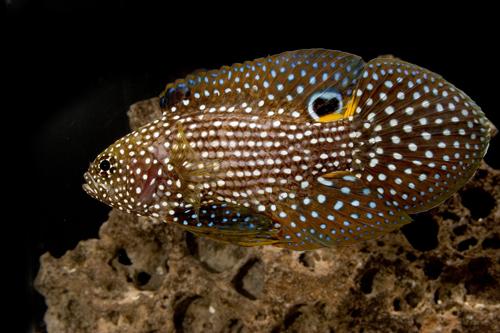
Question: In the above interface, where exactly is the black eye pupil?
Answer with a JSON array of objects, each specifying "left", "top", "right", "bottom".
[
  {"left": 313, "top": 97, "right": 340, "bottom": 116},
  {"left": 159, "top": 85, "right": 191, "bottom": 109},
  {"left": 99, "top": 160, "right": 111, "bottom": 171}
]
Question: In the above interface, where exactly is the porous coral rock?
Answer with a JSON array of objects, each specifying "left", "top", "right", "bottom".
[{"left": 35, "top": 98, "right": 500, "bottom": 333}]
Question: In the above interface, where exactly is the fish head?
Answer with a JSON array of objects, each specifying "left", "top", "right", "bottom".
[
  {"left": 82, "top": 128, "right": 174, "bottom": 216},
  {"left": 83, "top": 138, "right": 130, "bottom": 209}
]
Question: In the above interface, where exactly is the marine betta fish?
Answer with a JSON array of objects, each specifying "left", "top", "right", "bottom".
[{"left": 83, "top": 49, "right": 495, "bottom": 250}]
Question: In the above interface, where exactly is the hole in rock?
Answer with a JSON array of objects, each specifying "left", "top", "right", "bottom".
[
  {"left": 461, "top": 187, "right": 495, "bottom": 219},
  {"left": 116, "top": 248, "right": 132, "bottom": 266},
  {"left": 482, "top": 235, "right": 500, "bottom": 249},
  {"left": 465, "top": 257, "right": 496, "bottom": 295},
  {"left": 350, "top": 307, "right": 362, "bottom": 318},
  {"left": 135, "top": 271, "right": 151, "bottom": 286},
  {"left": 457, "top": 237, "right": 478, "bottom": 252},
  {"left": 433, "top": 289, "right": 440, "bottom": 304},
  {"left": 441, "top": 211, "right": 459, "bottom": 221},
  {"left": 226, "top": 319, "right": 243, "bottom": 332},
  {"left": 284, "top": 304, "right": 304, "bottom": 329},
  {"left": 393, "top": 298, "right": 401, "bottom": 311},
  {"left": 298, "top": 252, "right": 315, "bottom": 269},
  {"left": 164, "top": 259, "right": 170, "bottom": 274},
  {"left": 185, "top": 232, "right": 199, "bottom": 257},
  {"left": 401, "top": 212, "right": 439, "bottom": 251},
  {"left": 405, "top": 291, "right": 420, "bottom": 308},
  {"left": 173, "top": 295, "right": 201, "bottom": 333},
  {"left": 423, "top": 257, "right": 444, "bottom": 280},
  {"left": 475, "top": 169, "right": 488, "bottom": 179},
  {"left": 453, "top": 225, "right": 467, "bottom": 236},
  {"left": 360, "top": 268, "right": 378, "bottom": 294},
  {"left": 232, "top": 258, "right": 263, "bottom": 300},
  {"left": 406, "top": 252, "right": 417, "bottom": 262}
]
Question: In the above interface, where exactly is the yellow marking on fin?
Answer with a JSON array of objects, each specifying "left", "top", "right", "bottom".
[
  {"left": 321, "top": 170, "right": 354, "bottom": 179},
  {"left": 182, "top": 226, "right": 281, "bottom": 247},
  {"left": 318, "top": 96, "right": 359, "bottom": 122},
  {"left": 170, "top": 123, "right": 220, "bottom": 213},
  {"left": 318, "top": 113, "right": 344, "bottom": 123},
  {"left": 343, "top": 96, "right": 359, "bottom": 118},
  {"left": 235, "top": 239, "right": 282, "bottom": 247}
]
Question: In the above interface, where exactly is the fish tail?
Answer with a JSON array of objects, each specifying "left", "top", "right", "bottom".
[{"left": 348, "top": 57, "right": 493, "bottom": 214}]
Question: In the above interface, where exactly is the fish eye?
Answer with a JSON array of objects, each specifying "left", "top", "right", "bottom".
[
  {"left": 99, "top": 159, "right": 111, "bottom": 172},
  {"left": 159, "top": 95, "right": 168, "bottom": 108},
  {"left": 307, "top": 88, "right": 343, "bottom": 120},
  {"left": 159, "top": 84, "right": 191, "bottom": 109}
]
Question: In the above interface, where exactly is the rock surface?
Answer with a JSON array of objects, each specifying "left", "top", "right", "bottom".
[{"left": 35, "top": 98, "right": 500, "bottom": 333}]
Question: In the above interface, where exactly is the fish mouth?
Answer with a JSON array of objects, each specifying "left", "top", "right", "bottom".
[
  {"left": 82, "top": 172, "right": 98, "bottom": 196},
  {"left": 82, "top": 183, "right": 95, "bottom": 196},
  {"left": 487, "top": 119, "right": 498, "bottom": 138},
  {"left": 83, "top": 172, "right": 113, "bottom": 199}
]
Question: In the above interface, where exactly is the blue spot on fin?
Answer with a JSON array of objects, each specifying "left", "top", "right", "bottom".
[
  {"left": 272, "top": 171, "right": 411, "bottom": 250},
  {"left": 158, "top": 49, "right": 365, "bottom": 122},
  {"left": 173, "top": 203, "right": 281, "bottom": 246}
]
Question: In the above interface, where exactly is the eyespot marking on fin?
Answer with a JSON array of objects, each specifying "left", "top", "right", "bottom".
[{"left": 307, "top": 88, "right": 343, "bottom": 121}]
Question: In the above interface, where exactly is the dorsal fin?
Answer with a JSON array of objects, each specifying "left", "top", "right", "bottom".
[{"left": 159, "top": 49, "right": 365, "bottom": 122}]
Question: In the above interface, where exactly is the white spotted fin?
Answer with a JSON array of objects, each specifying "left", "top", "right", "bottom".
[
  {"left": 348, "top": 57, "right": 493, "bottom": 213},
  {"left": 159, "top": 49, "right": 365, "bottom": 122},
  {"left": 272, "top": 171, "right": 411, "bottom": 250}
]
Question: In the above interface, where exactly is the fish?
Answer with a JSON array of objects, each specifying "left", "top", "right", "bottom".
[{"left": 83, "top": 49, "right": 496, "bottom": 250}]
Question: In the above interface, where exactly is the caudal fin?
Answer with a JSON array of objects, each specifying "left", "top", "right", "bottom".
[{"left": 348, "top": 57, "right": 492, "bottom": 214}]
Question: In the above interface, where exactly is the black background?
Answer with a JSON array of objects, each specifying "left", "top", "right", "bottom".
[{"left": 5, "top": 2, "right": 499, "bottom": 332}]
